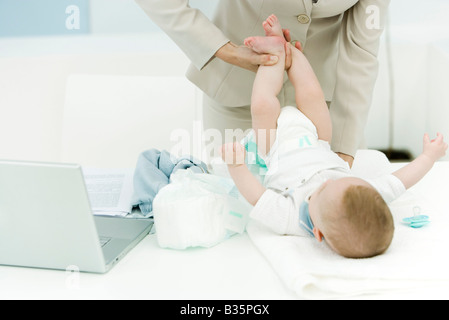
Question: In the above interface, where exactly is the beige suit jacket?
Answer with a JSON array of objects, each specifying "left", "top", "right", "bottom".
[{"left": 135, "top": 0, "right": 390, "bottom": 156}]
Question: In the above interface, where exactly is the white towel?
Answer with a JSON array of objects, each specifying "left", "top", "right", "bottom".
[{"left": 247, "top": 150, "right": 449, "bottom": 299}]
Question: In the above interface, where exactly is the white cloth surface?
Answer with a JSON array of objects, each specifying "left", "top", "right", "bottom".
[{"left": 247, "top": 150, "right": 449, "bottom": 299}]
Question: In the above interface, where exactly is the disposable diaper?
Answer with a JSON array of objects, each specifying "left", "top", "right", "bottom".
[{"left": 152, "top": 169, "right": 252, "bottom": 250}]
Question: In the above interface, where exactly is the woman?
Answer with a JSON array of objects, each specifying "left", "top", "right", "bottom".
[{"left": 135, "top": 0, "right": 390, "bottom": 167}]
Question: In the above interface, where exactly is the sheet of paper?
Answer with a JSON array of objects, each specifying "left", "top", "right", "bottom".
[{"left": 82, "top": 167, "right": 134, "bottom": 217}]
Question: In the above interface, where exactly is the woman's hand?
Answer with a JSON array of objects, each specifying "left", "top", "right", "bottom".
[
  {"left": 215, "top": 42, "right": 278, "bottom": 73},
  {"left": 337, "top": 152, "right": 354, "bottom": 168},
  {"left": 215, "top": 29, "right": 302, "bottom": 72},
  {"left": 282, "top": 28, "right": 302, "bottom": 70}
]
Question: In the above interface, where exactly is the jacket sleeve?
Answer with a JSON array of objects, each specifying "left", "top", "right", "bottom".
[
  {"left": 330, "top": 0, "right": 391, "bottom": 156},
  {"left": 135, "top": 0, "right": 230, "bottom": 70}
]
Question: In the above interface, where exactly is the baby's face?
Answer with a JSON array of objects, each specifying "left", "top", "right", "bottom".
[{"left": 308, "top": 177, "right": 371, "bottom": 235}]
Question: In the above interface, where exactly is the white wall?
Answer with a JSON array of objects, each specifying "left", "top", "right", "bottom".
[
  {"left": 88, "top": 0, "right": 219, "bottom": 34},
  {"left": 428, "top": 42, "right": 449, "bottom": 149},
  {"left": 388, "top": 0, "right": 449, "bottom": 32},
  {"left": 367, "top": 31, "right": 449, "bottom": 159},
  {"left": 367, "top": 40, "right": 429, "bottom": 157}
]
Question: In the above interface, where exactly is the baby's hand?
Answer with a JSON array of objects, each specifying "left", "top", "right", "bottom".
[
  {"left": 220, "top": 142, "right": 246, "bottom": 168},
  {"left": 423, "top": 133, "right": 448, "bottom": 162}
]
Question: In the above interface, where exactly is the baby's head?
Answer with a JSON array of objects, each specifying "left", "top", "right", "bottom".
[{"left": 308, "top": 177, "right": 394, "bottom": 259}]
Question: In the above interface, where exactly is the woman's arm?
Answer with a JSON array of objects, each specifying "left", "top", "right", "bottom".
[
  {"left": 135, "top": 0, "right": 228, "bottom": 70},
  {"left": 135, "top": 0, "right": 279, "bottom": 72},
  {"left": 330, "top": 0, "right": 391, "bottom": 162}
]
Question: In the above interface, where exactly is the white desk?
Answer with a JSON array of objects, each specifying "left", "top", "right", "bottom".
[
  {"left": 1, "top": 162, "right": 449, "bottom": 300},
  {"left": 0, "top": 231, "right": 296, "bottom": 300}
]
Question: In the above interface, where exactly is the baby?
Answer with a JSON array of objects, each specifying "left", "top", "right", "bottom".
[{"left": 221, "top": 15, "right": 448, "bottom": 258}]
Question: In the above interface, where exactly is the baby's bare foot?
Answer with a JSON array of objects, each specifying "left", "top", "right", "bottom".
[
  {"left": 263, "top": 14, "right": 283, "bottom": 37},
  {"left": 244, "top": 36, "right": 286, "bottom": 55}
]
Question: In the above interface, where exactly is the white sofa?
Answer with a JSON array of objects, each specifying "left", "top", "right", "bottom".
[{"left": 0, "top": 34, "right": 201, "bottom": 168}]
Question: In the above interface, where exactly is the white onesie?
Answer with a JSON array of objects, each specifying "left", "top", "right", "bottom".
[{"left": 248, "top": 106, "right": 406, "bottom": 236}]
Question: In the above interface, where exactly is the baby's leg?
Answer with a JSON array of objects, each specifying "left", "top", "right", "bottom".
[
  {"left": 287, "top": 45, "right": 332, "bottom": 142},
  {"left": 245, "top": 15, "right": 285, "bottom": 54},
  {"left": 263, "top": 14, "right": 284, "bottom": 38},
  {"left": 245, "top": 15, "right": 286, "bottom": 155}
]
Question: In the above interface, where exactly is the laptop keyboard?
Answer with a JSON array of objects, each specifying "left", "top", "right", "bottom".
[{"left": 99, "top": 236, "right": 111, "bottom": 247}]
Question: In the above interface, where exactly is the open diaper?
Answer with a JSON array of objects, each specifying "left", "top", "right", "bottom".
[
  {"left": 152, "top": 169, "right": 252, "bottom": 250},
  {"left": 151, "top": 133, "right": 262, "bottom": 250}
]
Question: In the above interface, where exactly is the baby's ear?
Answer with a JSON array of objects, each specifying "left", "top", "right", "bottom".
[{"left": 313, "top": 227, "right": 324, "bottom": 242}]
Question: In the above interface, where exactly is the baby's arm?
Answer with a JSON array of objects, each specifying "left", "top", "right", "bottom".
[
  {"left": 393, "top": 133, "right": 448, "bottom": 189},
  {"left": 287, "top": 44, "right": 332, "bottom": 142},
  {"left": 221, "top": 143, "right": 266, "bottom": 206}
]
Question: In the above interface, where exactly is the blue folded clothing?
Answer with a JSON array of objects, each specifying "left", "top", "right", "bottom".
[{"left": 131, "top": 149, "right": 208, "bottom": 215}]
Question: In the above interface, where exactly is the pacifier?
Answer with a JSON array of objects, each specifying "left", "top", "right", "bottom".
[{"left": 402, "top": 206, "right": 430, "bottom": 228}]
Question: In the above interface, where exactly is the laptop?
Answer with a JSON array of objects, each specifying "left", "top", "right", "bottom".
[{"left": 0, "top": 160, "right": 153, "bottom": 273}]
